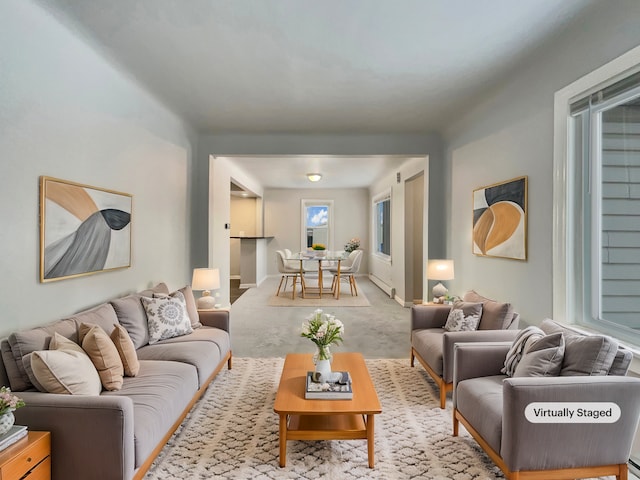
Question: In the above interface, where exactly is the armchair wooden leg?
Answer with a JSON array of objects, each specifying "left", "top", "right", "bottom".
[
  {"left": 439, "top": 385, "right": 447, "bottom": 409},
  {"left": 276, "top": 276, "right": 285, "bottom": 296},
  {"left": 410, "top": 348, "right": 415, "bottom": 367},
  {"left": 291, "top": 276, "right": 297, "bottom": 300}
]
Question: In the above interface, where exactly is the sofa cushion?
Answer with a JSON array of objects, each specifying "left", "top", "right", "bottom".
[
  {"left": 456, "top": 375, "right": 505, "bottom": 454},
  {"left": 513, "top": 333, "right": 565, "bottom": 377},
  {"left": 142, "top": 292, "right": 193, "bottom": 344},
  {"left": 444, "top": 301, "right": 482, "bottom": 332},
  {"left": 411, "top": 328, "right": 445, "bottom": 376},
  {"left": 102, "top": 360, "right": 198, "bottom": 468},
  {"left": 69, "top": 303, "right": 119, "bottom": 338},
  {"left": 7, "top": 318, "right": 78, "bottom": 391},
  {"left": 150, "top": 326, "right": 231, "bottom": 358},
  {"left": 29, "top": 333, "right": 101, "bottom": 395},
  {"left": 79, "top": 323, "right": 124, "bottom": 391},
  {"left": 136, "top": 340, "right": 222, "bottom": 388},
  {"left": 540, "top": 319, "right": 618, "bottom": 376},
  {"left": 178, "top": 285, "right": 202, "bottom": 329},
  {"left": 110, "top": 324, "right": 140, "bottom": 377},
  {"left": 463, "top": 290, "right": 515, "bottom": 330},
  {"left": 110, "top": 294, "right": 149, "bottom": 349}
]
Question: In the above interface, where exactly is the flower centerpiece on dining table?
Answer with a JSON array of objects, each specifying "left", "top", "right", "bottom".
[
  {"left": 344, "top": 237, "right": 360, "bottom": 253},
  {"left": 300, "top": 309, "right": 344, "bottom": 379},
  {"left": 0, "top": 386, "right": 25, "bottom": 436}
]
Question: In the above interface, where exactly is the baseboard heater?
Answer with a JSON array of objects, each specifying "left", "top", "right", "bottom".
[{"left": 368, "top": 274, "right": 395, "bottom": 299}]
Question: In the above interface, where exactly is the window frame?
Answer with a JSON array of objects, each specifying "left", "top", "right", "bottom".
[
  {"left": 372, "top": 189, "right": 391, "bottom": 261},
  {"left": 553, "top": 44, "right": 640, "bottom": 351},
  {"left": 300, "top": 199, "right": 334, "bottom": 251}
]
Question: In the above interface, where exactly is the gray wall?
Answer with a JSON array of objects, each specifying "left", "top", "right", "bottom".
[
  {"left": 0, "top": 0, "right": 196, "bottom": 336},
  {"left": 443, "top": 0, "right": 640, "bottom": 325}
]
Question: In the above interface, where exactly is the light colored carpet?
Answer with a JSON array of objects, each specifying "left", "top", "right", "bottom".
[
  {"left": 267, "top": 290, "right": 370, "bottom": 307},
  {"left": 144, "top": 357, "right": 506, "bottom": 480}
]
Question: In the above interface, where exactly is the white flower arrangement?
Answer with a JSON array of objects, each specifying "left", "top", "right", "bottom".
[
  {"left": 344, "top": 237, "right": 360, "bottom": 253},
  {"left": 300, "top": 309, "right": 344, "bottom": 360}
]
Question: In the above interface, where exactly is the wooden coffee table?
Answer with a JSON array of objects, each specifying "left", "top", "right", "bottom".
[{"left": 273, "top": 352, "right": 381, "bottom": 468}]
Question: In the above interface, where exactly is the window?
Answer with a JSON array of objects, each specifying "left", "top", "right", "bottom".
[
  {"left": 555, "top": 53, "right": 640, "bottom": 475},
  {"left": 554, "top": 48, "right": 640, "bottom": 350},
  {"left": 373, "top": 191, "right": 391, "bottom": 258},
  {"left": 569, "top": 76, "right": 640, "bottom": 346},
  {"left": 301, "top": 200, "right": 333, "bottom": 250}
]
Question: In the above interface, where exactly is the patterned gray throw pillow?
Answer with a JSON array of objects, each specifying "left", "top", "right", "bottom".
[
  {"left": 141, "top": 291, "right": 193, "bottom": 344},
  {"left": 443, "top": 301, "right": 482, "bottom": 332}
]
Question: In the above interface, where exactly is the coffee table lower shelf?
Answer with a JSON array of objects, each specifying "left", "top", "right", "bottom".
[{"left": 278, "top": 413, "right": 375, "bottom": 467}]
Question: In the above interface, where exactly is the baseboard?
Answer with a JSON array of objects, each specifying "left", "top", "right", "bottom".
[
  {"left": 239, "top": 283, "right": 256, "bottom": 289},
  {"left": 368, "top": 274, "right": 393, "bottom": 298}
]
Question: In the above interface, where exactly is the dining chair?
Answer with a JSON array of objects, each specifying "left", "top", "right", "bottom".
[
  {"left": 275, "top": 250, "right": 305, "bottom": 299},
  {"left": 329, "top": 250, "right": 362, "bottom": 296}
]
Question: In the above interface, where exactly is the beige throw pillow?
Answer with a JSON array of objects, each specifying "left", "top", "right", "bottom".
[
  {"left": 110, "top": 323, "right": 140, "bottom": 377},
  {"left": 79, "top": 323, "right": 124, "bottom": 391},
  {"left": 29, "top": 332, "right": 102, "bottom": 395}
]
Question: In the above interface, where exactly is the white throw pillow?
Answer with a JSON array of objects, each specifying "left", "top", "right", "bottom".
[{"left": 142, "top": 290, "right": 193, "bottom": 344}]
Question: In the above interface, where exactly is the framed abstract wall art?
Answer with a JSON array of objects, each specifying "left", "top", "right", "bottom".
[
  {"left": 472, "top": 176, "right": 527, "bottom": 261},
  {"left": 40, "top": 176, "right": 132, "bottom": 282}
]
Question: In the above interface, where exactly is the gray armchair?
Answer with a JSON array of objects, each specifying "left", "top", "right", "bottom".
[
  {"left": 410, "top": 290, "right": 520, "bottom": 408},
  {"left": 452, "top": 324, "right": 640, "bottom": 480}
]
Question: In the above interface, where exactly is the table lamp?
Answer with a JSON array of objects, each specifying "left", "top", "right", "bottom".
[
  {"left": 427, "top": 259, "right": 454, "bottom": 301},
  {"left": 191, "top": 268, "right": 221, "bottom": 309}
]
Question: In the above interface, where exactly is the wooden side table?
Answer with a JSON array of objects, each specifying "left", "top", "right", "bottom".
[{"left": 0, "top": 431, "right": 50, "bottom": 480}]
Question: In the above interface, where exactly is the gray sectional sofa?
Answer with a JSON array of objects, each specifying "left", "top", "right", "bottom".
[
  {"left": 452, "top": 319, "right": 640, "bottom": 480},
  {"left": 0, "top": 282, "right": 232, "bottom": 480}
]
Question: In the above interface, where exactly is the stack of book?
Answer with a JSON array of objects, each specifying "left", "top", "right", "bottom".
[
  {"left": 0, "top": 425, "right": 27, "bottom": 452},
  {"left": 305, "top": 371, "right": 353, "bottom": 400}
]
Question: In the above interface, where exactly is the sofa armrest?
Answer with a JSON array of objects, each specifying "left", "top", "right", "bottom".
[
  {"left": 453, "top": 342, "right": 511, "bottom": 390},
  {"left": 501, "top": 376, "right": 640, "bottom": 472},
  {"left": 15, "top": 391, "right": 134, "bottom": 480},
  {"left": 442, "top": 329, "right": 519, "bottom": 383},
  {"left": 411, "top": 304, "right": 451, "bottom": 331},
  {"left": 198, "top": 309, "right": 230, "bottom": 332}
]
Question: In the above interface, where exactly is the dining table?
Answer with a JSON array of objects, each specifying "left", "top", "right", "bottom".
[{"left": 287, "top": 251, "right": 348, "bottom": 299}]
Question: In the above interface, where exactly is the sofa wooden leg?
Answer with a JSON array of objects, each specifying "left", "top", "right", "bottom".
[
  {"left": 439, "top": 385, "right": 447, "bottom": 409},
  {"left": 410, "top": 349, "right": 415, "bottom": 367},
  {"left": 452, "top": 410, "right": 459, "bottom": 436}
]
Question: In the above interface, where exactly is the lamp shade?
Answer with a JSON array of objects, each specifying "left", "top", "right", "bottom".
[
  {"left": 191, "top": 268, "right": 220, "bottom": 291},
  {"left": 427, "top": 259, "right": 454, "bottom": 280}
]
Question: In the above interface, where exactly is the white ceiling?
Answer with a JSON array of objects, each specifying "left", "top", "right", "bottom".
[{"left": 34, "top": 0, "right": 597, "bottom": 188}]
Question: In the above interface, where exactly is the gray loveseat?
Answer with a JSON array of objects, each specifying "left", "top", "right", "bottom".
[
  {"left": 453, "top": 319, "right": 640, "bottom": 480},
  {"left": 0, "top": 282, "right": 232, "bottom": 480},
  {"left": 411, "top": 290, "right": 520, "bottom": 408}
]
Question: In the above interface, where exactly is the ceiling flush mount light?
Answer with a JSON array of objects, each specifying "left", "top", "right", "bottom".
[{"left": 307, "top": 173, "right": 322, "bottom": 182}]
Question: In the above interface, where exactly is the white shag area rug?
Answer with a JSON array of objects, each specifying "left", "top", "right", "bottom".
[{"left": 143, "top": 358, "right": 614, "bottom": 480}]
